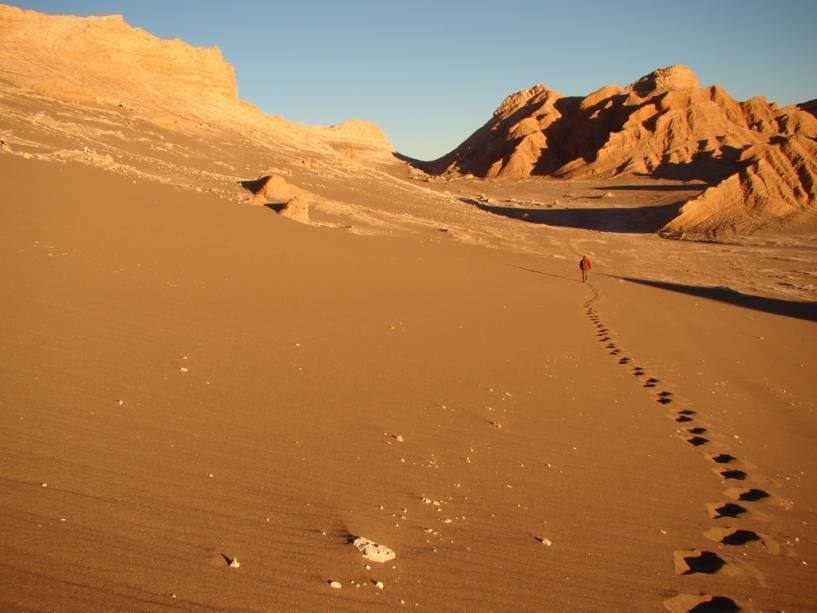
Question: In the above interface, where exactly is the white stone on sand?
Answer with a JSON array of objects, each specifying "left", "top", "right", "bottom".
[{"left": 352, "top": 537, "right": 396, "bottom": 563}]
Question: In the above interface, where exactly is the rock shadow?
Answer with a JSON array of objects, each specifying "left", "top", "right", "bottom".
[
  {"left": 610, "top": 276, "right": 817, "bottom": 322},
  {"left": 594, "top": 184, "right": 707, "bottom": 192},
  {"left": 462, "top": 198, "right": 685, "bottom": 234}
]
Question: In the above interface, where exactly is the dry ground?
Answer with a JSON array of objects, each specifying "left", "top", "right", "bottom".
[{"left": 1, "top": 79, "right": 816, "bottom": 610}]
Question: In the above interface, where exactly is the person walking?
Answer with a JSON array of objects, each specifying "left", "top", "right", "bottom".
[{"left": 579, "top": 255, "right": 592, "bottom": 282}]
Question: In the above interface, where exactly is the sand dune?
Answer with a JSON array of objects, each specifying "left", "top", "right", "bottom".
[{"left": 1, "top": 5, "right": 816, "bottom": 611}]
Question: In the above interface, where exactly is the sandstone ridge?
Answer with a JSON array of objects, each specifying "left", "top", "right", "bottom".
[
  {"left": 0, "top": 3, "right": 392, "bottom": 151},
  {"left": 426, "top": 65, "right": 817, "bottom": 237},
  {"left": 0, "top": 4, "right": 237, "bottom": 102}
]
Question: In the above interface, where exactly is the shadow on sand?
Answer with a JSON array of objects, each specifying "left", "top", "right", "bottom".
[
  {"left": 510, "top": 265, "right": 580, "bottom": 283},
  {"left": 594, "top": 184, "right": 708, "bottom": 192},
  {"left": 464, "top": 198, "right": 684, "bottom": 234},
  {"left": 609, "top": 276, "right": 817, "bottom": 322}
]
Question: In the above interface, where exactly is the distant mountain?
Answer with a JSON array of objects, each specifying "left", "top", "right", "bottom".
[{"left": 426, "top": 65, "right": 817, "bottom": 237}]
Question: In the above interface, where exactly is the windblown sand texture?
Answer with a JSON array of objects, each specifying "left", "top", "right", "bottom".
[{"left": 1, "top": 4, "right": 816, "bottom": 611}]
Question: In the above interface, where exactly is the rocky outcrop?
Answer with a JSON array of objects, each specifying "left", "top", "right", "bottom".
[
  {"left": 662, "top": 134, "right": 817, "bottom": 237},
  {"left": 799, "top": 99, "right": 817, "bottom": 119},
  {"left": 427, "top": 65, "right": 817, "bottom": 237},
  {"left": 427, "top": 65, "right": 806, "bottom": 182},
  {"left": 0, "top": 4, "right": 237, "bottom": 103},
  {"left": 242, "top": 174, "right": 302, "bottom": 204},
  {"left": 0, "top": 4, "right": 392, "bottom": 151}
]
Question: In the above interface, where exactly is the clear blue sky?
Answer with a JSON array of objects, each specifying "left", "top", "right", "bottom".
[{"left": 11, "top": 1, "right": 817, "bottom": 160}]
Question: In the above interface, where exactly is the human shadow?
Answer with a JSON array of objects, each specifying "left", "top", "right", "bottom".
[
  {"left": 609, "top": 276, "right": 817, "bottom": 322},
  {"left": 510, "top": 265, "right": 580, "bottom": 283},
  {"left": 464, "top": 198, "right": 684, "bottom": 234}
]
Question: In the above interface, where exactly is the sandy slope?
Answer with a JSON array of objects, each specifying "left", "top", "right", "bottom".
[
  {"left": 1, "top": 5, "right": 816, "bottom": 610},
  {"left": 1, "top": 155, "right": 816, "bottom": 611}
]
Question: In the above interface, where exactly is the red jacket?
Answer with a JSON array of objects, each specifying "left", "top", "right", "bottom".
[{"left": 579, "top": 257, "right": 591, "bottom": 271}]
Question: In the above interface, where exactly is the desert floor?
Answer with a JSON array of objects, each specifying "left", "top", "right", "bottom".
[{"left": 1, "top": 147, "right": 816, "bottom": 611}]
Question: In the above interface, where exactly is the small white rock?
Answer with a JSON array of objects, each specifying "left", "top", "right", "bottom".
[
  {"left": 329, "top": 580, "right": 342, "bottom": 589},
  {"left": 179, "top": 367, "right": 189, "bottom": 372},
  {"left": 229, "top": 557, "right": 240, "bottom": 568},
  {"left": 374, "top": 580, "right": 384, "bottom": 589},
  {"left": 352, "top": 537, "right": 396, "bottom": 563}
]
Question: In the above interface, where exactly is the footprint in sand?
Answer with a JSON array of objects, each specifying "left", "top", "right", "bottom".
[
  {"left": 663, "top": 594, "right": 740, "bottom": 613},
  {"left": 726, "top": 487, "right": 770, "bottom": 502},
  {"left": 703, "top": 527, "right": 780, "bottom": 554},
  {"left": 672, "top": 550, "right": 735, "bottom": 576},
  {"left": 619, "top": 357, "right": 631, "bottom": 365},
  {"left": 687, "top": 436, "right": 709, "bottom": 447},
  {"left": 719, "top": 469, "right": 748, "bottom": 481},
  {"left": 676, "top": 415, "right": 694, "bottom": 423},
  {"left": 711, "top": 453, "right": 736, "bottom": 464},
  {"left": 705, "top": 501, "right": 748, "bottom": 519},
  {"left": 688, "top": 427, "right": 706, "bottom": 435},
  {"left": 632, "top": 367, "right": 645, "bottom": 377},
  {"left": 610, "top": 349, "right": 621, "bottom": 355},
  {"left": 644, "top": 377, "right": 659, "bottom": 388},
  {"left": 718, "top": 529, "right": 760, "bottom": 546},
  {"left": 657, "top": 393, "right": 673, "bottom": 405}
]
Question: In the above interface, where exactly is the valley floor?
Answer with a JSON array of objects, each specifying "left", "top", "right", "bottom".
[{"left": 1, "top": 156, "right": 816, "bottom": 610}]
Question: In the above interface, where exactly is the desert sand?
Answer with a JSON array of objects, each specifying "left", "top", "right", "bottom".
[{"left": 1, "top": 5, "right": 816, "bottom": 611}]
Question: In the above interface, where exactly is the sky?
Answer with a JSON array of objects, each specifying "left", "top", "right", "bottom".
[{"left": 11, "top": 1, "right": 817, "bottom": 160}]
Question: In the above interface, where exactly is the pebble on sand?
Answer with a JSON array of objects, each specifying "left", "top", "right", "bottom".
[
  {"left": 352, "top": 537, "right": 396, "bottom": 563},
  {"left": 228, "top": 557, "right": 240, "bottom": 568},
  {"left": 329, "top": 580, "right": 342, "bottom": 589}
]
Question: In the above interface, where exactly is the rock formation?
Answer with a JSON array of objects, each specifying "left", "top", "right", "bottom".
[
  {"left": 662, "top": 134, "right": 817, "bottom": 237},
  {"left": 0, "top": 4, "right": 237, "bottom": 103},
  {"left": 0, "top": 3, "right": 392, "bottom": 151},
  {"left": 244, "top": 174, "right": 300, "bottom": 205},
  {"left": 427, "top": 65, "right": 817, "bottom": 237}
]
